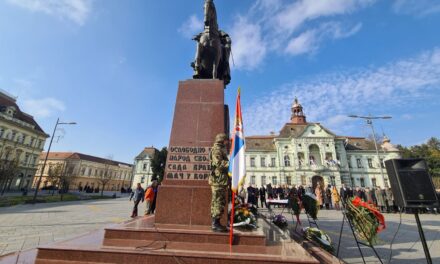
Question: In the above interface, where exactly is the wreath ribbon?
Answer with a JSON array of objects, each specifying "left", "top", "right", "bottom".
[{"left": 351, "top": 196, "right": 386, "bottom": 232}]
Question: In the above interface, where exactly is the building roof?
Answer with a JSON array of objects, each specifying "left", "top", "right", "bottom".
[
  {"left": 135, "top": 147, "right": 159, "bottom": 160},
  {"left": 0, "top": 91, "right": 47, "bottom": 135},
  {"left": 343, "top": 137, "right": 376, "bottom": 151},
  {"left": 278, "top": 123, "right": 309, "bottom": 138},
  {"left": 40, "top": 152, "right": 133, "bottom": 167},
  {"left": 246, "top": 136, "right": 276, "bottom": 151}
]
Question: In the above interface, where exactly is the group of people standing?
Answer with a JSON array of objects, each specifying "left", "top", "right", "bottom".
[
  {"left": 338, "top": 184, "right": 397, "bottom": 213},
  {"left": 244, "top": 183, "right": 307, "bottom": 208},
  {"left": 129, "top": 181, "right": 159, "bottom": 217},
  {"left": 243, "top": 182, "right": 398, "bottom": 213}
]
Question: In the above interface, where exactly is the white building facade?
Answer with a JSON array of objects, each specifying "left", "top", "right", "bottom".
[
  {"left": 132, "top": 147, "right": 158, "bottom": 189},
  {"left": 245, "top": 98, "right": 400, "bottom": 189}
]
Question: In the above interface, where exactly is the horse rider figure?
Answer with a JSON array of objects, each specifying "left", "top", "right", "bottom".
[{"left": 191, "top": 0, "right": 231, "bottom": 86}]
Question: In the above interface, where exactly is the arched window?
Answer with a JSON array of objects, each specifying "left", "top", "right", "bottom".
[{"left": 284, "top": 155, "right": 291, "bottom": 167}]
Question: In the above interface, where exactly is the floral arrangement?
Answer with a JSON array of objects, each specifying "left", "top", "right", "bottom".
[
  {"left": 346, "top": 197, "right": 386, "bottom": 245},
  {"left": 303, "top": 227, "right": 334, "bottom": 253},
  {"left": 302, "top": 193, "right": 319, "bottom": 220},
  {"left": 232, "top": 199, "right": 258, "bottom": 229},
  {"left": 272, "top": 214, "right": 288, "bottom": 229}
]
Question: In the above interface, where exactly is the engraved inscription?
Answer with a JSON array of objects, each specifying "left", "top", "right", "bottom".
[{"left": 166, "top": 146, "right": 211, "bottom": 180}]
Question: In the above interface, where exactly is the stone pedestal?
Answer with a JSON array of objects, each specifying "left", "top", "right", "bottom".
[
  {"left": 27, "top": 79, "right": 328, "bottom": 264},
  {"left": 155, "top": 79, "right": 228, "bottom": 226}
]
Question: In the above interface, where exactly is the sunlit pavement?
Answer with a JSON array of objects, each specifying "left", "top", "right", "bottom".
[
  {"left": 262, "top": 207, "right": 440, "bottom": 264},
  {"left": 0, "top": 197, "right": 133, "bottom": 256}
]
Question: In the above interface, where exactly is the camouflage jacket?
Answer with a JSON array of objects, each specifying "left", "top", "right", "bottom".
[{"left": 209, "top": 143, "right": 229, "bottom": 186}]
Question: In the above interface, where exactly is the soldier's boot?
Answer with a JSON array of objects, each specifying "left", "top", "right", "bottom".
[{"left": 211, "top": 218, "right": 227, "bottom": 232}]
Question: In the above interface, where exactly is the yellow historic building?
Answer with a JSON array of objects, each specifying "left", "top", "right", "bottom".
[
  {"left": 0, "top": 90, "right": 49, "bottom": 192},
  {"left": 34, "top": 152, "right": 134, "bottom": 192}
]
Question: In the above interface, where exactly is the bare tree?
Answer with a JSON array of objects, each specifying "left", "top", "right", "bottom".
[
  {"left": 0, "top": 145, "right": 21, "bottom": 196},
  {"left": 59, "top": 159, "right": 77, "bottom": 200},
  {"left": 97, "top": 155, "right": 114, "bottom": 197},
  {"left": 46, "top": 163, "right": 63, "bottom": 196}
]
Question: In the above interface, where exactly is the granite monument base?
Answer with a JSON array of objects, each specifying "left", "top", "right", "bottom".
[
  {"left": 33, "top": 216, "right": 321, "bottom": 264},
  {"left": 155, "top": 79, "right": 228, "bottom": 226}
]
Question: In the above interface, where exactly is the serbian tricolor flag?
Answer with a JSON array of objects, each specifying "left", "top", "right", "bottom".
[{"left": 228, "top": 87, "right": 246, "bottom": 246}]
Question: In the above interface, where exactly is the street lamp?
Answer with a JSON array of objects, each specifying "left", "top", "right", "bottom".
[
  {"left": 32, "top": 118, "right": 77, "bottom": 203},
  {"left": 348, "top": 114, "right": 391, "bottom": 188}
]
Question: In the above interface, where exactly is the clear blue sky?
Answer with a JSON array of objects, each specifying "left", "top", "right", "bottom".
[{"left": 1, "top": 0, "right": 439, "bottom": 163}]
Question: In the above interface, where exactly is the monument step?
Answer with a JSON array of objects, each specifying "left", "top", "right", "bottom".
[
  {"left": 33, "top": 219, "right": 320, "bottom": 264},
  {"left": 36, "top": 240, "right": 319, "bottom": 264},
  {"left": 103, "top": 216, "right": 266, "bottom": 247}
]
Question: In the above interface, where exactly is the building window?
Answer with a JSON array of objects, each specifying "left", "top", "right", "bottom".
[
  {"left": 272, "top": 176, "right": 277, "bottom": 185},
  {"left": 298, "top": 143, "right": 302, "bottom": 147},
  {"left": 251, "top": 176, "right": 256, "bottom": 185},
  {"left": 260, "top": 157, "right": 266, "bottom": 167},
  {"left": 350, "top": 177, "right": 355, "bottom": 187},
  {"left": 284, "top": 155, "right": 291, "bottom": 167},
  {"left": 250, "top": 157, "right": 256, "bottom": 167},
  {"left": 270, "top": 157, "right": 276, "bottom": 167},
  {"left": 380, "top": 159, "right": 385, "bottom": 168},
  {"left": 372, "top": 178, "right": 377, "bottom": 187},
  {"left": 330, "top": 176, "right": 336, "bottom": 186},
  {"left": 368, "top": 158, "right": 373, "bottom": 168},
  {"left": 0, "top": 128, "right": 4, "bottom": 138},
  {"left": 81, "top": 167, "right": 86, "bottom": 176},
  {"left": 360, "top": 178, "right": 365, "bottom": 187},
  {"left": 143, "top": 163, "right": 147, "bottom": 170},
  {"left": 286, "top": 176, "right": 292, "bottom": 186},
  {"left": 301, "top": 175, "right": 307, "bottom": 185},
  {"left": 261, "top": 176, "right": 266, "bottom": 185},
  {"left": 356, "top": 158, "right": 363, "bottom": 168},
  {"left": 311, "top": 130, "right": 315, "bottom": 134},
  {"left": 384, "top": 178, "right": 389, "bottom": 188}
]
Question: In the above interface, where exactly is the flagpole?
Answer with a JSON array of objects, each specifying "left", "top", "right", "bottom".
[{"left": 229, "top": 192, "right": 235, "bottom": 247}]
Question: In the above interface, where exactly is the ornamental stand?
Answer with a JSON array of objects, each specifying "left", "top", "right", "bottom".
[{"left": 336, "top": 198, "right": 384, "bottom": 264}]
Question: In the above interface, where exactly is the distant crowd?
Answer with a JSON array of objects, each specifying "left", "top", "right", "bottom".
[{"left": 243, "top": 183, "right": 439, "bottom": 213}]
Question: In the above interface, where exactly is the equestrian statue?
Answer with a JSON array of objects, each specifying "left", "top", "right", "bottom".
[{"left": 191, "top": 0, "right": 231, "bottom": 86}]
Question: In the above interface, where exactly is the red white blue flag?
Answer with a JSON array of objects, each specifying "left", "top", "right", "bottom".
[{"left": 229, "top": 88, "right": 246, "bottom": 193}]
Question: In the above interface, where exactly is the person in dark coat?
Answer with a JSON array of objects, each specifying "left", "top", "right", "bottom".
[
  {"left": 255, "top": 185, "right": 260, "bottom": 208},
  {"left": 266, "top": 183, "right": 273, "bottom": 199},
  {"left": 129, "top": 183, "right": 145, "bottom": 217},
  {"left": 276, "top": 185, "right": 284, "bottom": 199},
  {"left": 259, "top": 186, "right": 267, "bottom": 208},
  {"left": 247, "top": 185, "right": 257, "bottom": 205},
  {"left": 324, "top": 186, "right": 332, "bottom": 209}
]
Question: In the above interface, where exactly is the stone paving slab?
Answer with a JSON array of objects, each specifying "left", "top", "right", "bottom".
[
  {"left": 264, "top": 207, "right": 440, "bottom": 264},
  {"left": 1, "top": 197, "right": 439, "bottom": 263},
  {"left": 0, "top": 196, "right": 133, "bottom": 258}
]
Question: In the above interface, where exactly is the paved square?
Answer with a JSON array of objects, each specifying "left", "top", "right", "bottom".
[
  {"left": 1, "top": 198, "right": 439, "bottom": 264},
  {"left": 0, "top": 197, "right": 133, "bottom": 257},
  {"left": 265, "top": 207, "right": 440, "bottom": 264}
]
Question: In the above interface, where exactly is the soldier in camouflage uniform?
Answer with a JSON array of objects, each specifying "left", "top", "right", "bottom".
[{"left": 209, "top": 133, "right": 229, "bottom": 232}]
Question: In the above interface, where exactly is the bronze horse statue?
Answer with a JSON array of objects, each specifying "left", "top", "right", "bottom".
[{"left": 192, "top": 0, "right": 231, "bottom": 86}]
